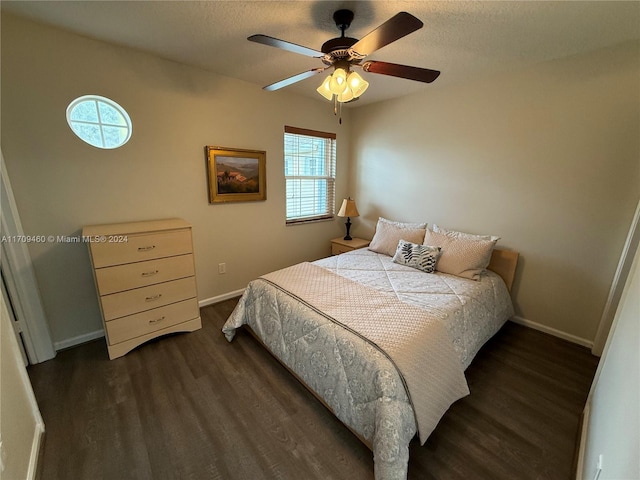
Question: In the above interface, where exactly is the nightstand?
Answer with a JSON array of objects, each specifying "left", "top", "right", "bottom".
[{"left": 330, "top": 237, "right": 370, "bottom": 255}]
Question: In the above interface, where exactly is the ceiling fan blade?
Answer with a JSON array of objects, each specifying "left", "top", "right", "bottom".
[
  {"left": 248, "top": 34, "right": 324, "bottom": 58},
  {"left": 350, "top": 12, "right": 423, "bottom": 58},
  {"left": 263, "top": 68, "right": 327, "bottom": 91},
  {"left": 362, "top": 61, "right": 440, "bottom": 83}
]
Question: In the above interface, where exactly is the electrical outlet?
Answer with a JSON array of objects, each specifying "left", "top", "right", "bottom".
[{"left": 218, "top": 263, "right": 226, "bottom": 274}]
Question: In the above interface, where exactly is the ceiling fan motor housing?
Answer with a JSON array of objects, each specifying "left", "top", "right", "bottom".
[
  {"left": 321, "top": 36, "right": 358, "bottom": 56},
  {"left": 322, "top": 9, "right": 359, "bottom": 60}
]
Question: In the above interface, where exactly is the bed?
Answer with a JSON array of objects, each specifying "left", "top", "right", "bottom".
[{"left": 222, "top": 222, "right": 518, "bottom": 480}]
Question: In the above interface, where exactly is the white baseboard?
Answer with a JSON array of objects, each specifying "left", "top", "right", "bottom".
[
  {"left": 197, "top": 294, "right": 595, "bottom": 350},
  {"left": 198, "top": 288, "right": 245, "bottom": 308},
  {"left": 53, "top": 291, "right": 244, "bottom": 351},
  {"left": 511, "top": 316, "right": 593, "bottom": 348},
  {"left": 54, "top": 329, "right": 104, "bottom": 351},
  {"left": 54, "top": 303, "right": 591, "bottom": 354}
]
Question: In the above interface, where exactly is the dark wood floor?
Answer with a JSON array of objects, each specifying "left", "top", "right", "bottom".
[{"left": 29, "top": 298, "right": 598, "bottom": 480}]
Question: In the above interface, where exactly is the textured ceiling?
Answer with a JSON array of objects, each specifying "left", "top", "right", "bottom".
[{"left": 2, "top": 1, "right": 639, "bottom": 107}]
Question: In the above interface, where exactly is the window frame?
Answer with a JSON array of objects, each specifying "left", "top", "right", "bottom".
[
  {"left": 284, "top": 125, "right": 337, "bottom": 225},
  {"left": 66, "top": 95, "right": 132, "bottom": 149}
]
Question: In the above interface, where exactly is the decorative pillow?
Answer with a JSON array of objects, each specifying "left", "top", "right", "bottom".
[
  {"left": 423, "top": 229, "right": 497, "bottom": 280},
  {"left": 392, "top": 240, "right": 441, "bottom": 273},
  {"left": 432, "top": 224, "right": 500, "bottom": 242},
  {"left": 368, "top": 217, "right": 427, "bottom": 257}
]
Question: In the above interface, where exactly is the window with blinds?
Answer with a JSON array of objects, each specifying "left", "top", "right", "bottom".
[{"left": 284, "top": 126, "right": 336, "bottom": 224}]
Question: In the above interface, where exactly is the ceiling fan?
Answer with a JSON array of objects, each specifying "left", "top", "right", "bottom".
[{"left": 248, "top": 9, "right": 440, "bottom": 106}]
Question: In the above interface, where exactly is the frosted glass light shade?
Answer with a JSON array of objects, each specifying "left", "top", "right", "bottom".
[
  {"left": 329, "top": 68, "right": 348, "bottom": 94},
  {"left": 316, "top": 76, "right": 333, "bottom": 100},
  {"left": 347, "top": 71, "right": 369, "bottom": 98},
  {"left": 337, "top": 88, "right": 354, "bottom": 103}
]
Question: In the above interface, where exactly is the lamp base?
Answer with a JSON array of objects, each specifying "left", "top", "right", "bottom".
[{"left": 343, "top": 217, "right": 352, "bottom": 241}]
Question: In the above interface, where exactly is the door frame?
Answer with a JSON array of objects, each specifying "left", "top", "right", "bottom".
[
  {"left": 1, "top": 151, "right": 55, "bottom": 363},
  {"left": 592, "top": 197, "right": 640, "bottom": 356},
  {"left": 1, "top": 270, "right": 28, "bottom": 365}
]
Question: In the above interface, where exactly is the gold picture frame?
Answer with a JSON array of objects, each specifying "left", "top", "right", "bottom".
[{"left": 205, "top": 146, "right": 266, "bottom": 204}]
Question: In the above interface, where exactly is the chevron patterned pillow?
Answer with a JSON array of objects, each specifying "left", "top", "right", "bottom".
[{"left": 392, "top": 240, "right": 442, "bottom": 273}]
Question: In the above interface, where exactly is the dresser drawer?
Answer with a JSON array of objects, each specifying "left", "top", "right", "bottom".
[
  {"left": 101, "top": 276, "right": 197, "bottom": 321},
  {"left": 90, "top": 229, "right": 193, "bottom": 268},
  {"left": 95, "top": 254, "right": 195, "bottom": 295},
  {"left": 105, "top": 299, "right": 200, "bottom": 345}
]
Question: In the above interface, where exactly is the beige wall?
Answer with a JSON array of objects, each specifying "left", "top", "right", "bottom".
[
  {"left": 350, "top": 41, "right": 640, "bottom": 343},
  {"left": 1, "top": 14, "right": 349, "bottom": 345}
]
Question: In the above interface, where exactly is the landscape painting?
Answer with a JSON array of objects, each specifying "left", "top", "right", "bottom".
[{"left": 205, "top": 146, "right": 266, "bottom": 203}]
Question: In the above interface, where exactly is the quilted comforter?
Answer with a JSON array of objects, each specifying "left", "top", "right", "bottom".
[{"left": 222, "top": 249, "right": 514, "bottom": 479}]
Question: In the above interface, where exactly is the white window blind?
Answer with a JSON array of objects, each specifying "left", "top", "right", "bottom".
[{"left": 284, "top": 126, "right": 336, "bottom": 224}]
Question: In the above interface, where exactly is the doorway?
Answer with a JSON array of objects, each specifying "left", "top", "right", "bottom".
[
  {"left": 1, "top": 150, "right": 56, "bottom": 363},
  {"left": 1, "top": 267, "right": 28, "bottom": 365}
]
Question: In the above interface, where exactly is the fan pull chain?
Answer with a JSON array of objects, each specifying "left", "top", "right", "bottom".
[{"left": 332, "top": 95, "right": 342, "bottom": 124}]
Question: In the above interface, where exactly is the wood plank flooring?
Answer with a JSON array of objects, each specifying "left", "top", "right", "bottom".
[{"left": 29, "top": 298, "right": 598, "bottom": 480}]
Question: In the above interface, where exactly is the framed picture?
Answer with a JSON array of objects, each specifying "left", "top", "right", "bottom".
[{"left": 205, "top": 146, "right": 266, "bottom": 204}]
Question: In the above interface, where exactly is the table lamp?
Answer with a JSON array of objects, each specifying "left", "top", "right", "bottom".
[{"left": 337, "top": 197, "right": 359, "bottom": 240}]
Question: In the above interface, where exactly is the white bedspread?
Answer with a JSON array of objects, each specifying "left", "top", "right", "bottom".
[
  {"left": 314, "top": 249, "right": 514, "bottom": 369},
  {"left": 261, "top": 261, "right": 470, "bottom": 445}
]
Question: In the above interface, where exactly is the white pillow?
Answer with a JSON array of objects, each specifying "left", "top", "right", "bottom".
[
  {"left": 378, "top": 217, "right": 427, "bottom": 230},
  {"left": 368, "top": 217, "right": 427, "bottom": 257},
  {"left": 423, "top": 229, "right": 497, "bottom": 280},
  {"left": 432, "top": 224, "right": 500, "bottom": 242}
]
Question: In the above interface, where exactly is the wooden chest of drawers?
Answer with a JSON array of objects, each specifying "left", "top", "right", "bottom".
[{"left": 83, "top": 218, "right": 201, "bottom": 359}]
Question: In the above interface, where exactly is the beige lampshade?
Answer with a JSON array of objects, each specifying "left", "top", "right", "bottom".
[{"left": 337, "top": 198, "right": 359, "bottom": 218}]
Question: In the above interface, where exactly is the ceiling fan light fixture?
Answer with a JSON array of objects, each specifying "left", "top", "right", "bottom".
[
  {"left": 251, "top": 10, "right": 440, "bottom": 119},
  {"left": 316, "top": 75, "right": 334, "bottom": 100},
  {"left": 347, "top": 71, "right": 369, "bottom": 98},
  {"left": 318, "top": 69, "right": 368, "bottom": 103}
]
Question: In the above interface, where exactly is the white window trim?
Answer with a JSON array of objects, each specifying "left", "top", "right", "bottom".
[
  {"left": 284, "top": 126, "right": 337, "bottom": 225},
  {"left": 66, "top": 95, "right": 132, "bottom": 149}
]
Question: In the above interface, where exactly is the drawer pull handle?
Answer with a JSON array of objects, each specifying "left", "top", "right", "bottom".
[
  {"left": 138, "top": 245, "right": 156, "bottom": 252},
  {"left": 145, "top": 294, "right": 162, "bottom": 302},
  {"left": 141, "top": 270, "right": 159, "bottom": 277},
  {"left": 149, "top": 316, "right": 166, "bottom": 325}
]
